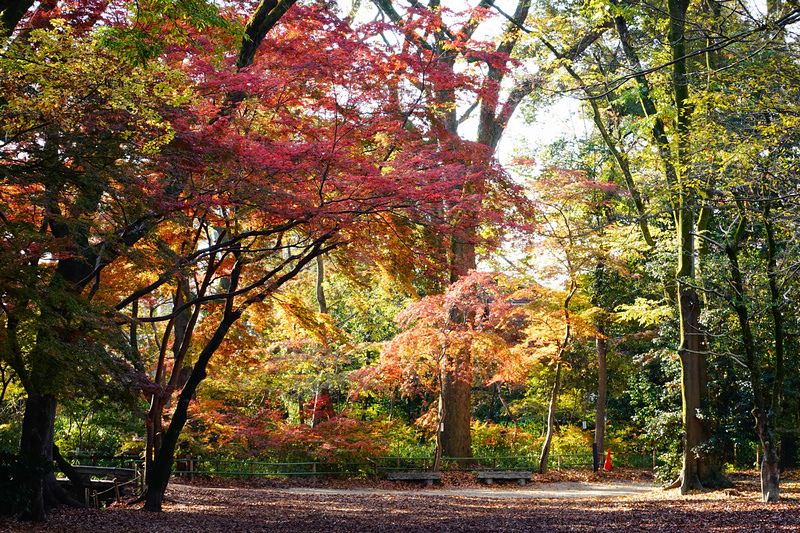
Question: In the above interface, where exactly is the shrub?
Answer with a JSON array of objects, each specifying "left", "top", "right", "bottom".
[{"left": 0, "top": 452, "right": 53, "bottom": 516}]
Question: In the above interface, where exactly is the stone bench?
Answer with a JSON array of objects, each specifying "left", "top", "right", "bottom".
[
  {"left": 475, "top": 470, "right": 533, "bottom": 486},
  {"left": 386, "top": 471, "right": 442, "bottom": 486}
]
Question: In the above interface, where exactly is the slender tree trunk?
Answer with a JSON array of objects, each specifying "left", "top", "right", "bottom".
[
  {"left": 487, "top": 385, "right": 497, "bottom": 424},
  {"left": 539, "top": 282, "right": 576, "bottom": 475},
  {"left": 144, "top": 309, "right": 242, "bottom": 511},
  {"left": 434, "top": 386, "right": 444, "bottom": 471},
  {"left": 496, "top": 383, "right": 519, "bottom": 432},
  {"left": 723, "top": 198, "right": 780, "bottom": 501},
  {"left": 595, "top": 326, "right": 607, "bottom": 462},
  {"left": 761, "top": 198, "right": 785, "bottom": 502},
  {"left": 316, "top": 255, "right": 327, "bottom": 315},
  {"left": 726, "top": 247, "right": 779, "bottom": 501},
  {"left": 539, "top": 362, "right": 562, "bottom": 474}
]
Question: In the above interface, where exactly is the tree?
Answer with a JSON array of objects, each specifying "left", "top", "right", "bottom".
[
  {"left": 689, "top": 46, "right": 800, "bottom": 500},
  {"left": 373, "top": 271, "right": 531, "bottom": 465},
  {"left": 525, "top": 0, "right": 800, "bottom": 493},
  {"left": 107, "top": 1, "right": 515, "bottom": 511},
  {"left": 0, "top": 18, "right": 205, "bottom": 518},
  {"left": 367, "top": 0, "right": 612, "bottom": 459},
  {"left": 507, "top": 155, "right": 630, "bottom": 472}
]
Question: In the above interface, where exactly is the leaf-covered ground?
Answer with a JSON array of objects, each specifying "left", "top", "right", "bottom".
[{"left": 3, "top": 470, "right": 800, "bottom": 532}]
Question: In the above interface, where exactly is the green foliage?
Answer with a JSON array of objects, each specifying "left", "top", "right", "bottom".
[
  {"left": 0, "top": 371, "right": 24, "bottom": 454},
  {"left": 471, "top": 422, "right": 594, "bottom": 458},
  {"left": 625, "top": 348, "right": 683, "bottom": 482},
  {"left": 550, "top": 425, "right": 594, "bottom": 455},
  {"left": 54, "top": 399, "right": 146, "bottom": 456},
  {"left": 471, "top": 422, "right": 537, "bottom": 457},
  {"left": 98, "top": 0, "right": 234, "bottom": 63}
]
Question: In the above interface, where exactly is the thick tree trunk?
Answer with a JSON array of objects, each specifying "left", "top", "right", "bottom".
[
  {"left": 677, "top": 284, "right": 708, "bottom": 493},
  {"left": 441, "top": 254, "right": 475, "bottom": 460},
  {"left": 18, "top": 394, "right": 83, "bottom": 520},
  {"left": 440, "top": 352, "right": 473, "bottom": 459},
  {"left": 761, "top": 443, "right": 781, "bottom": 502},
  {"left": 18, "top": 394, "right": 55, "bottom": 522}
]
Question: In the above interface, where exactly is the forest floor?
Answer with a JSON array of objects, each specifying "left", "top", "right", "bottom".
[{"left": 3, "top": 469, "right": 800, "bottom": 532}]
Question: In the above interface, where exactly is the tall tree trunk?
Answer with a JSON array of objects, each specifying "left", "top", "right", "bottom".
[
  {"left": 676, "top": 212, "right": 711, "bottom": 491},
  {"left": 440, "top": 237, "right": 476, "bottom": 460},
  {"left": 538, "top": 362, "right": 562, "bottom": 474},
  {"left": 539, "top": 282, "right": 576, "bottom": 474},
  {"left": 440, "top": 347, "right": 473, "bottom": 459},
  {"left": 18, "top": 394, "right": 83, "bottom": 521},
  {"left": 595, "top": 326, "right": 607, "bottom": 463},
  {"left": 18, "top": 394, "right": 55, "bottom": 522},
  {"left": 144, "top": 309, "right": 242, "bottom": 511},
  {"left": 373, "top": 0, "right": 533, "bottom": 463},
  {"left": 726, "top": 237, "right": 780, "bottom": 501},
  {"left": 761, "top": 197, "right": 785, "bottom": 502},
  {"left": 668, "top": 0, "right": 722, "bottom": 494},
  {"left": 723, "top": 194, "right": 780, "bottom": 501}
]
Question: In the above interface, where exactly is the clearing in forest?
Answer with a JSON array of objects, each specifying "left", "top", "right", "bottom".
[{"left": 3, "top": 470, "right": 800, "bottom": 532}]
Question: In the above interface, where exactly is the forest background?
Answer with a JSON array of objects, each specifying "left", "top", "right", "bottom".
[{"left": 1, "top": 0, "right": 800, "bottom": 520}]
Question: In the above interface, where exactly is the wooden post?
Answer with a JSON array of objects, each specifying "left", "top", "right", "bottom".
[
  {"left": 557, "top": 455, "right": 562, "bottom": 471},
  {"left": 92, "top": 491, "right": 99, "bottom": 508},
  {"left": 85, "top": 488, "right": 90, "bottom": 507},
  {"left": 652, "top": 449, "right": 656, "bottom": 470},
  {"left": 188, "top": 454, "right": 194, "bottom": 481},
  {"left": 756, "top": 444, "right": 760, "bottom": 468},
  {"left": 114, "top": 480, "right": 120, "bottom": 503}
]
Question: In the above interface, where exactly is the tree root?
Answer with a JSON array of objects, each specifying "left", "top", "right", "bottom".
[{"left": 662, "top": 476, "right": 682, "bottom": 490}]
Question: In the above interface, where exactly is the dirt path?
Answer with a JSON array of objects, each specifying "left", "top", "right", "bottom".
[{"left": 273, "top": 481, "right": 655, "bottom": 499}]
